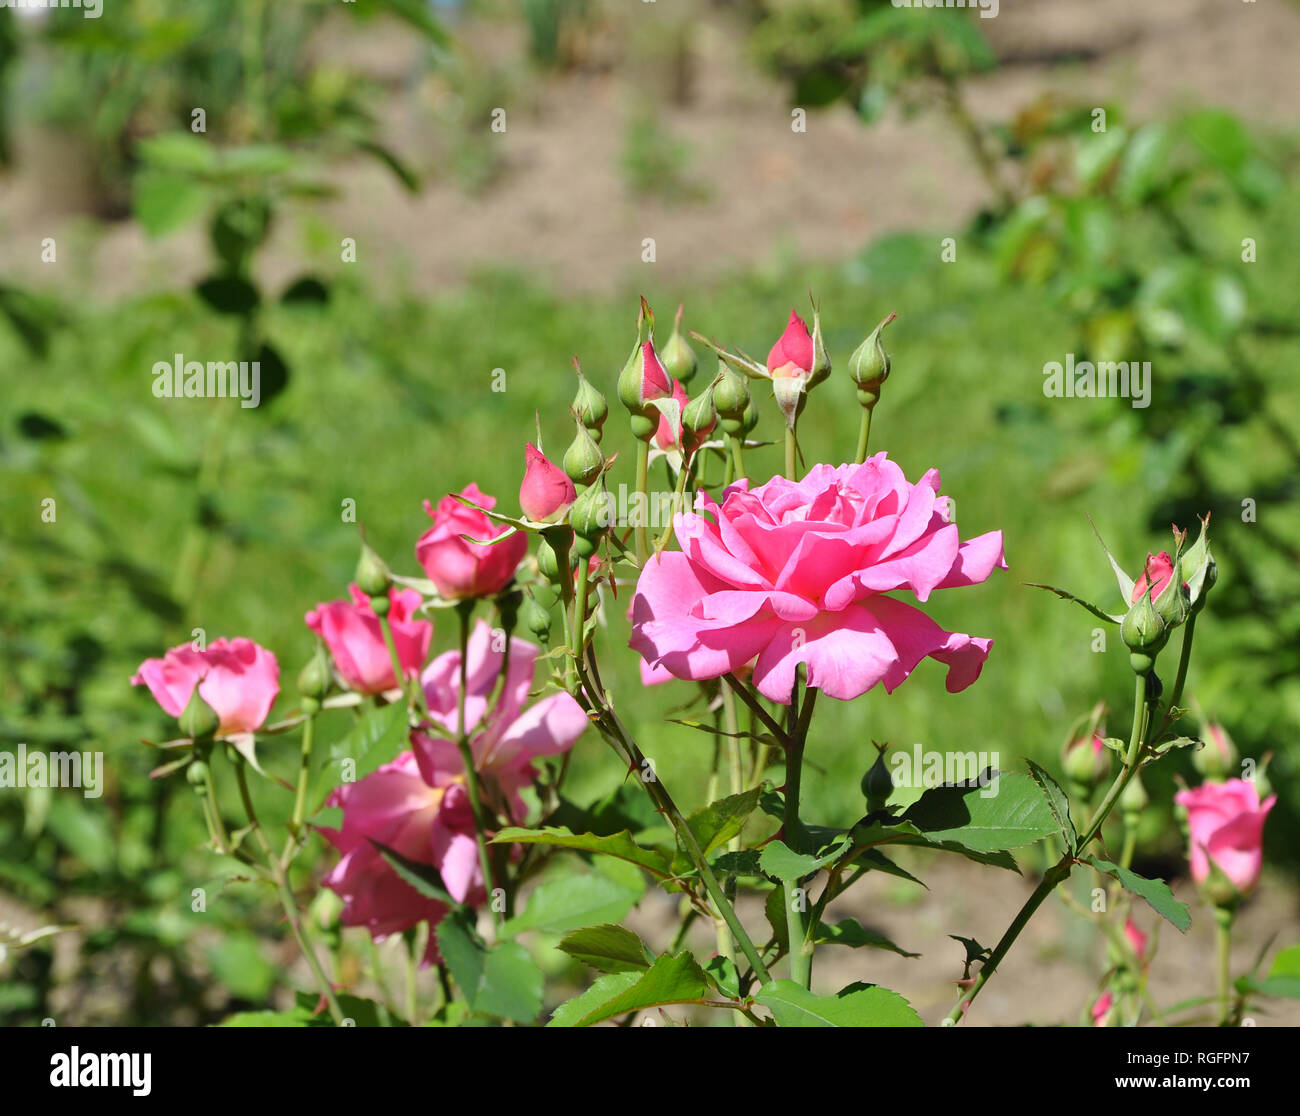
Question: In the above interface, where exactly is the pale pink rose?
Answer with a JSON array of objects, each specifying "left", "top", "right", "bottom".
[
  {"left": 414, "top": 620, "right": 588, "bottom": 820},
  {"left": 519, "top": 443, "right": 576, "bottom": 523},
  {"left": 416, "top": 483, "right": 528, "bottom": 599},
  {"left": 1174, "top": 778, "right": 1275, "bottom": 896},
  {"left": 766, "top": 310, "right": 815, "bottom": 379},
  {"left": 305, "top": 585, "right": 432, "bottom": 695},
  {"left": 132, "top": 637, "right": 279, "bottom": 736},
  {"left": 320, "top": 751, "right": 481, "bottom": 963},
  {"left": 629, "top": 455, "right": 1006, "bottom": 704}
]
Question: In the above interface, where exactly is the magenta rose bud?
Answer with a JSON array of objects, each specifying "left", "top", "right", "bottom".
[
  {"left": 520, "top": 443, "right": 576, "bottom": 523},
  {"left": 306, "top": 585, "right": 432, "bottom": 695},
  {"left": 1174, "top": 778, "right": 1275, "bottom": 901},
  {"left": 630, "top": 454, "right": 1006, "bottom": 704},
  {"left": 766, "top": 310, "right": 815, "bottom": 380},
  {"left": 132, "top": 637, "right": 280, "bottom": 737},
  {"left": 1091, "top": 990, "right": 1113, "bottom": 1027},
  {"left": 1130, "top": 551, "right": 1175, "bottom": 602},
  {"left": 416, "top": 483, "right": 528, "bottom": 599}
]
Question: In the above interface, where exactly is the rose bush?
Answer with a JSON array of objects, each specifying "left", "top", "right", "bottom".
[{"left": 127, "top": 297, "right": 1290, "bottom": 1030}]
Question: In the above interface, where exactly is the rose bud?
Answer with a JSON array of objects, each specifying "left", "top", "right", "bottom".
[
  {"left": 809, "top": 303, "right": 831, "bottom": 388},
  {"left": 661, "top": 303, "right": 698, "bottom": 386},
  {"left": 682, "top": 382, "right": 719, "bottom": 451},
  {"left": 520, "top": 442, "right": 576, "bottom": 524},
  {"left": 859, "top": 743, "right": 894, "bottom": 814},
  {"left": 571, "top": 358, "right": 608, "bottom": 441},
  {"left": 1120, "top": 584, "right": 1169, "bottom": 665},
  {"left": 297, "top": 641, "right": 334, "bottom": 706},
  {"left": 563, "top": 413, "right": 604, "bottom": 486},
  {"left": 569, "top": 481, "right": 612, "bottom": 551},
  {"left": 848, "top": 311, "right": 896, "bottom": 407},
  {"left": 521, "top": 590, "right": 552, "bottom": 642},
  {"left": 1091, "top": 990, "right": 1114, "bottom": 1027},
  {"left": 1193, "top": 722, "right": 1238, "bottom": 782},
  {"left": 355, "top": 537, "right": 392, "bottom": 599},
  {"left": 1062, "top": 731, "right": 1111, "bottom": 789},
  {"left": 617, "top": 299, "right": 668, "bottom": 439},
  {"left": 1174, "top": 777, "right": 1276, "bottom": 905},
  {"left": 1132, "top": 551, "right": 1189, "bottom": 627},
  {"left": 713, "top": 359, "right": 751, "bottom": 423},
  {"left": 1123, "top": 917, "right": 1148, "bottom": 963},
  {"left": 766, "top": 309, "right": 815, "bottom": 381},
  {"left": 1120, "top": 769, "right": 1148, "bottom": 820}
]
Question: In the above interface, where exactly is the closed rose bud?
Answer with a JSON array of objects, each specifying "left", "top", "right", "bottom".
[
  {"left": 1062, "top": 731, "right": 1111, "bottom": 788},
  {"left": 1193, "top": 722, "right": 1237, "bottom": 782},
  {"left": 1120, "top": 769, "right": 1149, "bottom": 816},
  {"left": 186, "top": 758, "right": 210, "bottom": 792},
  {"left": 563, "top": 415, "right": 604, "bottom": 486},
  {"left": 355, "top": 538, "right": 391, "bottom": 599},
  {"left": 521, "top": 590, "right": 552, "bottom": 641},
  {"left": 416, "top": 484, "right": 528, "bottom": 599},
  {"left": 1121, "top": 588, "right": 1169, "bottom": 663},
  {"left": 570, "top": 481, "right": 611, "bottom": 542},
  {"left": 766, "top": 310, "right": 815, "bottom": 381},
  {"left": 297, "top": 642, "right": 334, "bottom": 703},
  {"left": 860, "top": 744, "right": 894, "bottom": 813},
  {"left": 848, "top": 311, "right": 896, "bottom": 405},
  {"left": 713, "top": 359, "right": 750, "bottom": 420},
  {"left": 520, "top": 442, "right": 577, "bottom": 524},
  {"left": 661, "top": 304, "right": 698, "bottom": 386},
  {"left": 682, "top": 383, "right": 718, "bottom": 449},
  {"left": 571, "top": 360, "right": 608, "bottom": 440},
  {"left": 1123, "top": 917, "right": 1148, "bottom": 962}
]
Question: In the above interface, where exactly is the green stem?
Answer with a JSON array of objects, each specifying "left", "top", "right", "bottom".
[
  {"left": 945, "top": 670, "right": 1152, "bottom": 1025},
  {"left": 784, "top": 425, "right": 797, "bottom": 480},
  {"left": 634, "top": 439, "right": 650, "bottom": 562},
  {"left": 289, "top": 711, "right": 315, "bottom": 838},
  {"left": 1215, "top": 906, "right": 1234, "bottom": 1027},
  {"left": 854, "top": 407, "right": 873, "bottom": 465},
  {"left": 455, "top": 603, "right": 499, "bottom": 928},
  {"left": 722, "top": 672, "right": 789, "bottom": 746},
  {"left": 729, "top": 434, "right": 746, "bottom": 481},
  {"left": 233, "top": 756, "right": 344, "bottom": 1025},
  {"left": 784, "top": 681, "right": 817, "bottom": 989},
  {"left": 573, "top": 659, "right": 773, "bottom": 985}
]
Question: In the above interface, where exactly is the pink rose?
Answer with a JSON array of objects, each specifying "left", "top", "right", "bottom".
[
  {"left": 632, "top": 340, "right": 671, "bottom": 404},
  {"left": 306, "top": 585, "right": 432, "bottom": 695},
  {"left": 320, "top": 751, "right": 482, "bottom": 963},
  {"left": 630, "top": 455, "right": 1006, "bottom": 704},
  {"left": 416, "top": 483, "right": 528, "bottom": 599},
  {"left": 766, "top": 310, "right": 815, "bottom": 379},
  {"left": 520, "top": 443, "right": 576, "bottom": 523},
  {"left": 132, "top": 637, "right": 279, "bottom": 736},
  {"left": 1174, "top": 778, "right": 1275, "bottom": 896},
  {"left": 1091, "top": 990, "right": 1113, "bottom": 1026},
  {"left": 415, "top": 620, "right": 588, "bottom": 820},
  {"left": 1131, "top": 551, "right": 1174, "bottom": 602}
]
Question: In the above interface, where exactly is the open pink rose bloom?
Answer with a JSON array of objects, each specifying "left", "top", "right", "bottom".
[
  {"left": 321, "top": 620, "right": 587, "bottom": 957},
  {"left": 630, "top": 454, "right": 1006, "bottom": 703},
  {"left": 131, "top": 637, "right": 280, "bottom": 736}
]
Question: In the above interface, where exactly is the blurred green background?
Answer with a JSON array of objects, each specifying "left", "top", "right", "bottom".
[{"left": 1, "top": 0, "right": 1297, "bottom": 1023}]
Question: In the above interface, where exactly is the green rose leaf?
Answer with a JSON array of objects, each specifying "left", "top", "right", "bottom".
[
  {"left": 1085, "top": 857, "right": 1191, "bottom": 932},
  {"left": 557, "top": 924, "right": 653, "bottom": 974},
  {"left": 756, "top": 980, "right": 923, "bottom": 1027}
]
